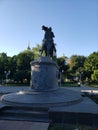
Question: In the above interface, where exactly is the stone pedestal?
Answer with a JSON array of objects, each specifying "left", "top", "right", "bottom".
[{"left": 30, "top": 57, "right": 59, "bottom": 91}]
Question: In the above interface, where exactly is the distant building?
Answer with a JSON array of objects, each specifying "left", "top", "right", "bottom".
[{"left": 27, "top": 41, "right": 31, "bottom": 50}]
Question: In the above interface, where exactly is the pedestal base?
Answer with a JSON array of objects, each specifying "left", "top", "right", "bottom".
[
  {"left": 1, "top": 88, "right": 82, "bottom": 107},
  {"left": 1, "top": 88, "right": 98, "bottom": 127},
  {"left": 30, "top": 56, "right": 59, "bottom": 91}
]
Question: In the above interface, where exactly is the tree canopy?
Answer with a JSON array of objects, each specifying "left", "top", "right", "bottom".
[
  {"left": 0, "top": 45, "right": 98, "bottom": 84},
  {"left": 84, "top": 52, "right": 98, "bottom": 81}
]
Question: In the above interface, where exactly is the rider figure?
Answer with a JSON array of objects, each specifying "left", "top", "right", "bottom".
[{"left": 41, "top": 25, "right": 56, "bottom": 57}]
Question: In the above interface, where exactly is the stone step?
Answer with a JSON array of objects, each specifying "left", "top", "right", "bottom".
[
  {"left": 0, "top": 115, "right": 50, "bottom": 122},
  {"left": 2, "top": 110, "right": 48, "bottom": 118},
  {"left": 1, "top": 105, "right": 49, "bottom": 112},
  {"left": 0, "top": 105, "right": 49, "bottom": 122},
  {"left": 0, "top": 111, "right": 49, "bottom": 122}
]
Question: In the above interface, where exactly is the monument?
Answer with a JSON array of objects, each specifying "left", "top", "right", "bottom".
[
  {"left": 1, "top": 25, "right": 82, "bottom": 108},
  {"left": 0, "top": 26, "right": 98, "bottom": 126}
]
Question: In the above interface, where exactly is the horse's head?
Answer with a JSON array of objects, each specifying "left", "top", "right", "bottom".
[{"left": 42, "top": 25, "right": 48, "bottom": 31}]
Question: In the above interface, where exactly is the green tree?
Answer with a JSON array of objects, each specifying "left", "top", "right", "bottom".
[
  {"left": 84, "top": 52, "right": 98, "bottom": 80},
  {"left": 0, "top": 53, "right": 10, "bottom": 80},
  {"left": 68, "top": 55, "right": 86, "bottom": 81},
  {"left": 15, "top": 50, "right": 34, "bottom": 83},
  {"left": 7, "top": 55, "right": 17, "bottom": 80},
  {"left": 91, "top": 70, "right": 98, "bottom": 82},
  {"left": 57, "top": 55, "right": 69, "bottom": 82},
  {"left": 32, "top": 44, "right": 41, "bottom": 60}
]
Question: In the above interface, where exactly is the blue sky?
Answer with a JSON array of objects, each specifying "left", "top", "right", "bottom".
[{"left": 0, "top": 0, "right": 98, "bottom": 58}]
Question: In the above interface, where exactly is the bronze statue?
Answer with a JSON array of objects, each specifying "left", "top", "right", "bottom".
[{"left": 41, "top": 25, "right": 56, "bottom": 57}]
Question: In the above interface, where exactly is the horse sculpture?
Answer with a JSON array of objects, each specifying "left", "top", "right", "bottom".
[{"left": 40, "top": 25, "right": 56, "bottom": 58}]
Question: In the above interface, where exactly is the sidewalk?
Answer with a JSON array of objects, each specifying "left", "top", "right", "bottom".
[
  {"left": 0, "top": 86, "right": 30, "bottom": 93},
  {"left": 65, "top": 86, "right": 98, "bottom": 94},
  {"left": 0, "top": 120, "right": 49, "bottom": 130}
]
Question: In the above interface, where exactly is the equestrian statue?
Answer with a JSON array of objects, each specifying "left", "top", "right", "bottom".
[{"left": 40, "top": 25, "right": 56, "bottom": 58}]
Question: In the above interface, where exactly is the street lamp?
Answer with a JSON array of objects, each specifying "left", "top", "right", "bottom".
[
  {"left": 60, "top": 70, "right": 64, "bottom": 87},
  {"left": 80, "top": 72, "right": 83, "bottom": 86},
  {"left": 4, "top": 70, "right": 11, "bottom": 84}
]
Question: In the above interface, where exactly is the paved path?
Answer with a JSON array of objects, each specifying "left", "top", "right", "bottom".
[
  {"left": 0, "top": 86, "right": 30, "bottom": 93},
  {"left": 0, "top": 120, "right": 49, "bottom": 130},
  {"left": 65, "top": 86, "right": 98, "bottom": 94}
]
